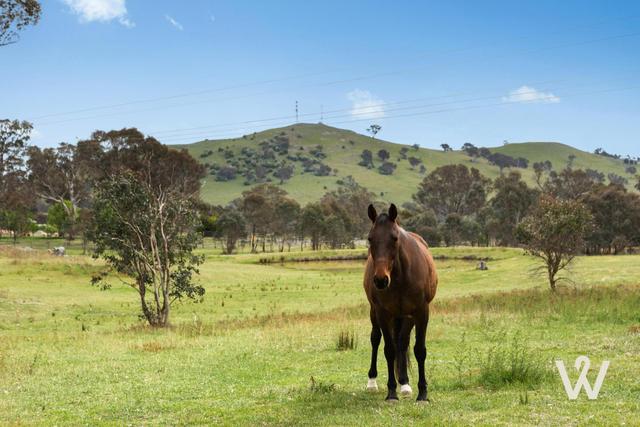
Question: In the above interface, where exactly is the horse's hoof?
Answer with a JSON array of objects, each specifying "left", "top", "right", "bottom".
[
  {"left": 385, "top": 397, "right": 399, "bottom": 403},
  {"left": 400, "top": 384, "right": 412, "bottom": 396},
  {"left": 367, "top": 378, "right": 378, "bottom": 392},
  {"left": 416, "top": 396, "right": 430, "bottom": 404}
]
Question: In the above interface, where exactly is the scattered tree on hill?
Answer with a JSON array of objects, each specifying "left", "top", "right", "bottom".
[
  {"left": 419, "top": 164, "right": 426, "bottom": 174},
  {"left": 440, "top": 143, "right": 452, "bottom": 152},
  {"left": 461, "top": 142, "right": 480, "bottom": 161},
  {"left": 399, "top": 147, "right": 409, "bottom": 159},
  {"left": 412, "top": 143, "right": 420, "bottom": 151},
  {"left": 215, "top": 166, "right": 237, "bottom": 181},
  {"left": 487, "top": 152, "right": 518, "bottom": 172},
  {"left": 0, "top": 0, "right": 41, "bottom": 46},
  {"left": 366, "top": 124, "right": 381, "bottom": 139},
  {"left": 461, "top": 142, "right": 478, "bottom": 156},
  {"left": 515, "top": 157, "right": 529, "bottom": 168},
  {"left": 413, "top": 164, "right": 490, "bottom": 221},
  {"left": 594, "top": 148, "right": 620, "bottom": 159},
  {"left": 517, "top": 196, "right": 592, "bottom": 291},
  {"left": 274, "top": 161, "right": 294, "bottom": 184},
  {"left": 625, "top": 166, "right": 637, "bottom": 175},
  {"left": 89, "top": 130, "right": 206, "bottom": 327},
  {"left": 378, "top": 161, "right": 396, "bottom": 175},
  {"left": 408, "top": 156, "right": 422, "bottom": 169},
  {"left": 310, "top": 145, "right": 326, "bottom": 159},
  {"left": 567, "top": 154, "right": 576, "bottom": 169},
  {"left": 377, "top": 149, "right": 390, "bottom": 161},
  {"left": 358, "top": 149, "right": 374, "bottom": 168}
]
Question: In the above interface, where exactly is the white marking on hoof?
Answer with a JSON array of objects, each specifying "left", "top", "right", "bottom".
[
  {"left": 367, "top": 378, "right": 378, "bottom": 391},
  {"left": 400, "top": 384, "right": 413, "bottom": 395}
]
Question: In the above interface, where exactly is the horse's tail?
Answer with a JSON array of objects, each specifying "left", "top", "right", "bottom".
[{"left": 393, "top": 347, "right": 412, "bottom": 379}]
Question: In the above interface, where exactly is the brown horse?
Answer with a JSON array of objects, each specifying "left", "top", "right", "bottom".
[{"left": 363, "top": 203, "right": 438, "bottom": 401}]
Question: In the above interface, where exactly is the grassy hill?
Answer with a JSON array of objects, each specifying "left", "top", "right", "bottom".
[{"left": 173, "top": 123, "right": 635, "bottom": 206}]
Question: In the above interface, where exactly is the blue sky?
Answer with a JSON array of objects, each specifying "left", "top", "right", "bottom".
[{"left": 2, "top": 0, "right": 639, "bottom": 154}]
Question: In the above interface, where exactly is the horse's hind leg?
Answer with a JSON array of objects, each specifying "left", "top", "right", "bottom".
[
  {"left": 396, "top": 317, "right": 413, "bottom": 396},
  {"left": 367, "top": 307, "right": 382, "bottom": 391},
  {"left": 414, "top": 305, "right": 430, "bottom": 402}
]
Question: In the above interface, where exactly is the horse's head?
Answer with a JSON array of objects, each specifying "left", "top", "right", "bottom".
[{"left": 367, "top": 203, "right": 399, "bottom": 290}]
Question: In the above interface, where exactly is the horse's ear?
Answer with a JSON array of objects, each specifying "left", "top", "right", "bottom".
[
  {"left": 389, "top": 203, "right": 398, "bottom": 222},
  {"left": 367, "top": 204, "right": 377, "bottom": 223}
]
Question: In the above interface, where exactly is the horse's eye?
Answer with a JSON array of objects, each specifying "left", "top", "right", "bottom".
[{"left": 392, "top": 235, "right": 398, "bottom": 241}]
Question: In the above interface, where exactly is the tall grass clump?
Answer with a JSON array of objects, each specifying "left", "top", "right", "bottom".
[
  {"left": 309, "top": 376, "right": 336, "bottom": 393},
  {"left": 335, "top": 329, "right": 357, "bottom": 351},
  {"left": 478, "top": 333, "right": 551, "bottom": 389}
]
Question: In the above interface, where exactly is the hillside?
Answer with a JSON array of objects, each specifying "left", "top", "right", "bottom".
[{"left": 173, "top": 123, "right": 635, "bottom": 206}]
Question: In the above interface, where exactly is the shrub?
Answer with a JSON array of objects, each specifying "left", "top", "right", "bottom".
[{"left": 478, "top": 333, "right": 551, "bottom": 389}]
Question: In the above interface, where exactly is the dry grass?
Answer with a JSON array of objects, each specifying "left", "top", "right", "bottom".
[{"left": 135, "top": 340, "right": 176, "bottom": 352}]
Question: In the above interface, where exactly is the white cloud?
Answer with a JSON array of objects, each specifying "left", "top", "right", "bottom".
[
  {"left": 503, "top": 85, "right": 560, "bottom": 104},
  {"left": 165, "top": 14, "right": 184, "bottom": 31},
  {"left": 347, "top": 89, "right": 386, "bottom": 119},
  {"left": 62, "top": 0, "right": 134, "bottom": 27}
]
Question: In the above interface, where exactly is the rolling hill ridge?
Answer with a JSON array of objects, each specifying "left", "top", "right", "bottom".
[{"left": 173, "top": 123, "right": 636, "bottom": 206}]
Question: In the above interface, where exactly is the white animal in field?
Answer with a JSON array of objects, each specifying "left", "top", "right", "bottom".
[{"left": 50, "top": 247, "right": 65, "bottom": 256}]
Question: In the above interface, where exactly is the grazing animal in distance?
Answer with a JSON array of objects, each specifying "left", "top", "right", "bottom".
[{"left": 363, "top": 203, "right": 438, "bottom": 402}]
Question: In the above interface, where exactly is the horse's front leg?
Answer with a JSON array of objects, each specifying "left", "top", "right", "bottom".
[
  {"left": 367, "top": 307, "right": 382, "bottom": 391},
  {"left": 396, "top": 317, "right": 414, "bottom": 396},
  {"left": 414, "top": 305, "right": 430, "bottom": 402},
  {"left": 378, "top": 312, "right": 398, "bottom": 401}
]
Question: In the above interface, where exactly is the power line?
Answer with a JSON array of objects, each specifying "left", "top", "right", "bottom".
[
  {"left": 150, "top": 73, "right": 639, "bottom": 141},
  {"left": 158, "top": 84, "right": 640, "bottom": 144},
  {"left": 30, "top": 26, "right": 640, "bottom": 126},
  {"left": 142, "top": 68, "right": 639, "bottom": 138}
]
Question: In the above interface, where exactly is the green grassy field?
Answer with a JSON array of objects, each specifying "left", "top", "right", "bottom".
[
  {"left": 1, "top": 244, "right": 639, "bottom": 426},
  {"left": 173, "top": 123, "right": 635, "bottom": 206}
]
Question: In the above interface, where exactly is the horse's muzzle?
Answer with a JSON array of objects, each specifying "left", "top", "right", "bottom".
[{"left": 373, "top": 275, "right": 390, "bottom": 290}]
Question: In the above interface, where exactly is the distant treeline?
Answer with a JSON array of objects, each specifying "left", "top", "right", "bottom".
[
  {"left": 201, "top": 162, "right": 640, "bottom": 255},
  {"left": 2, "top": 122, "right": 640, "bottom": 257}
]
